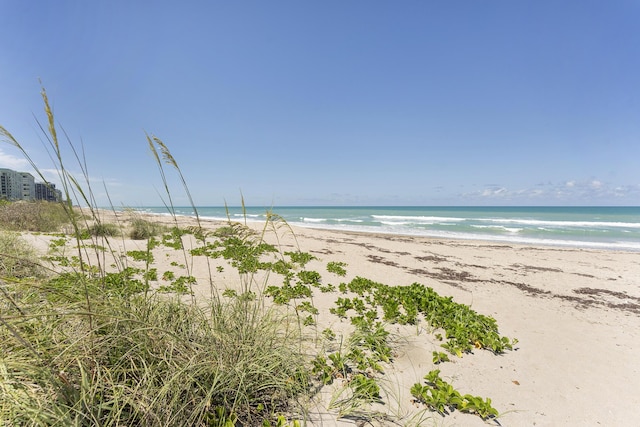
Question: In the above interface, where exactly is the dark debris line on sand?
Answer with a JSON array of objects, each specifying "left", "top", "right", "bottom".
[{"left": 364, "top": 251, "right": 640, "bottom": 315}]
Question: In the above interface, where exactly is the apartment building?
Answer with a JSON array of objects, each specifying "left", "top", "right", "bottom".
[
  {"left": 0, "top": 168, "right": 24, "bottom": 200},
  {"left": 20, "top": 172, "right": 36, "bottom": 200},
  {"left": 35, "top": 182, "right": 63, "bottom": 202},
  {"left": 0, "top": 168, "right": 60, "bottom": 202}
]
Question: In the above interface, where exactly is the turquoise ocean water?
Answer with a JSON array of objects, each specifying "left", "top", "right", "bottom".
[{"left": 136, "top": 206, "right": 640, "bottom": 251}]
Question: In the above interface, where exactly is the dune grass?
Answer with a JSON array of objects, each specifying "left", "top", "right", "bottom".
[
  {"left": 84, "top": 222, "right": 120, "bottom": 237},
  {"left": 0, "top": 277, "right": 308, "bottom": 426},
  {"left": 0, "top": 231, "right": 46, "bottom": 278},
  {"left": 128, "top": 215, "right": 168, "bottom": 240},
  {"left": 0, "top": 200, "right": 70, "bottom": 232},
  {"left": 0, "top": 89, "right": 313, "bottom": 426}
]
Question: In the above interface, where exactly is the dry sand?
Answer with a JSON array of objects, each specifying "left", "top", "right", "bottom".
[
  {"left": 285, "top": 226, "right": 640, "bottom": 426},
  {"left": 23, "top": 211, "right": 640, "bottom": 426}
]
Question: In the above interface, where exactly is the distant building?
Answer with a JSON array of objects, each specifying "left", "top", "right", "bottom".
[
  {"left": 0, "top": 168, "right": 23, "bottom": 200},
  {"left": 35, "top": 182, "right": 63, "bottom": 202},
  {"left": 20, "top": 172, "right": 35, "bottom": 200},
  {"left": 0, "top": 168, "right": 60, "bottom": 202}
]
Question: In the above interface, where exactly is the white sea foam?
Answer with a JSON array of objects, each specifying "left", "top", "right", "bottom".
[
  {"left": 372, "top": 215, "right": 464, "bottom": 223},
  {"left": 471, "top": 225, "right": 523, "bottom": 234},
  {"left": 303, "top": 217, "right": 364, "bottom": 223},
  {"left": 302, "top": 217, "right": 327, "bottom": 223},
  {"left": 379, "top": 221, "right": 412, "bottom": 226},
  {"left": 199, "top": 214, "right": 234, "bottom": 222},
  {"left": 233, "top": 213, "right": 262, "bottom": 218},
  {"left": 289, "top": 220, "right": 640, "bottom": 251},
  {"left": 484, "top": 218, "right": 640, "bottom": 229}
]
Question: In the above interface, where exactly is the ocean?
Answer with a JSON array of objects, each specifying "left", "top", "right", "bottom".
[{"left": 135, "top": 206, "right": 640, "bottom": 251}]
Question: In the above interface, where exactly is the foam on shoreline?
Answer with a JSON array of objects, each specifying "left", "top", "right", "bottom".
[{"left": 126, "top": 207, "right": 640, "bottom": 252}]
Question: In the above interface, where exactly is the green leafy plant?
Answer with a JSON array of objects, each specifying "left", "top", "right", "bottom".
[
  {"left": 161, "top": 227, "right": 188, "bottom": 250},
  {"left": 411, "top": 370, "right": 499, "bottom": 420},
  {"left": 286, "top": 250, "right": 317, "bottom": 267},
  {"left": 157, "top": 274, "right": 196, "bottom": 294},
  {"left": 322, "top": 328, "right": 336, "bottom": 341},
  {"left": 127, "top": 250, "right": 154, "bottom": 263},
  {"left": 350, "top": 373, "right": 382, "bottom": 402},
  {"left": 312, "top": 355, "right": 335, "bottom": 385},
  {"left": 326, "top": 261, "right": 347, "bottom": 276},
  {"left": 432, "top": 351, "right": 450, "bottom": 364},
  {"left": 338, "top": 277, "right": 517, "bottom": 356}
]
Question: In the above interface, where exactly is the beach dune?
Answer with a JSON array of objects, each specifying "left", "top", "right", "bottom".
[{"left": 25, "top": 211, "right": 640, "bottom": 426}]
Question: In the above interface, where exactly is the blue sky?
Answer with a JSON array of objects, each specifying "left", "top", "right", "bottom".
[{"left": 1, "top": 1, "right": 639, "bottom": 206}]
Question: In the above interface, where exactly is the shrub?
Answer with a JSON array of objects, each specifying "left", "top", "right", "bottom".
[
  {"left": 0, "top": 201, "right": 70, "bottom": 232},
  {"left": 129, "top": 217, "right": 167, "bottom": 240},
  {"left": 85, "top": 222, "right": 120, "bottom": 237}
]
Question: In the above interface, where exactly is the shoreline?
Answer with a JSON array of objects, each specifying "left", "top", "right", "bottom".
[{"left": 122, "top": 208, "right": 640, "bottom": 253}]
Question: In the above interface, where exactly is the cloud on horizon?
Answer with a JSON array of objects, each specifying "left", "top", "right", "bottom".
[{"left": 462, "top": 179, "right": 640, "bottom": 205}]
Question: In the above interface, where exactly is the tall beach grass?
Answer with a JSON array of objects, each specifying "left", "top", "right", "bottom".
[{"left": 0, "top": 88, "right": 313, "bottom": 426}]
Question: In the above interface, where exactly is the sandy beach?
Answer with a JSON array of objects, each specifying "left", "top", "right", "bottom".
[
  {"left": 24, "top": 211, "right": 640, "bottom": 426},
  {"left": 287, "top": 226, "right": 640, "bottom": 426}
]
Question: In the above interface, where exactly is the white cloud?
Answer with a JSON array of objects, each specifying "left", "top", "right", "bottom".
[
  {"left": 460, "top": 178, "right": 639, "bottom": 204},
  {"left": 481, "top": 187, "right": 508, "bottom": 197},
  {"left": 38, "top": 168, "right": 61, "bottom": 182},
  {"left": 0, "top": 149, "right": 28, "bottom": 170}
]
